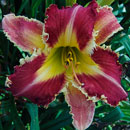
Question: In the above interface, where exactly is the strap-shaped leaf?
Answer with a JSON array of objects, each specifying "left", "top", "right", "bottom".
[
  {"left": 40, "top": 110, "right": 72, "bottom": 130},
  {"left": 17, "top": 0, "right": 29, "bottom": 15},
  {"left": 45, "top": 0, "right": 55, "bottom": 9},
  {"left": 31, "top": 0, "right": 43, "bottom": 17},
  {"left": 100, "top": 107, "right": 124, "bottom": 123},
  {"left": 66, "top": 0, "right": 77, "bottom": 6},
  {"left": 26, "top": 103, "right": 40, "bottom": 130},
  {"left": 97, "top": 0, "right": 115, "bottom": 6},
  {"left": 120, "top": 101, "right": 130, "bottom": 122},
  {"left": 120, "top": 35, "right": 130, "bottom": 57},
  {"left": 0, "top": 95, "right": 25, "bottom": 130},
  {"left": 0, "top": 118, "right": 3, "bottom": 130},
  {"left": 0, "top": 8, "right": 2, "bottom": 20}
]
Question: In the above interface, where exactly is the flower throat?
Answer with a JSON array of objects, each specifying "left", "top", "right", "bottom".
[{"left": 61, "top": 47, "right": 82, "bottom": 86}]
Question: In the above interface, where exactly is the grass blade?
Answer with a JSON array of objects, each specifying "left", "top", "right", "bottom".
[
  {"left": 26, "top": 103, "right": 40, "bottom": 130},
  {"left": 120, "top": 35, "right": 130, "bottom": 56}
]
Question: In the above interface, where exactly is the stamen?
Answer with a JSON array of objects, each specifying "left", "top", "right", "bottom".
[
  {"left": 69, "top": 57, "right": 73, "bottom": 61},
  {"left": 71, "top": 63, "right": 83, "bottom": 86},
  {"left": 65, "top": 59, "right": 71, "bottom": 66},
  {"left": 62, "top": 47, "right": 84, "bottom": 86},
  {"left": 64, "top": 50, "right": 74, "bottom": 67},
  {"left": 76, "top": 61, "right": 80, "bottom": 67},
  {"left": 76, "top": 62, "right": 80, "bottom": 65},
  {"left": 67, "top": 51, "right": 72, "bottom": 58},
  {"left": 70, "top": 48, "right": 77, "bottom": 63}
]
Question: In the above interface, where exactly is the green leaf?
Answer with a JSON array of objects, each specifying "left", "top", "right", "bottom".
[
  {"left": 17, "top": 0, "right": 29, "bottom": 15},
  {"left": 106, "top": 125, "right": 113, "bottom": 130},
  {"left": 0, "top": 95, "right": 25, "bottom": 130},
  {"left": 95, "top": 104, "right": 113, "bottom": 115},
  {"left": 122, "top": 116, "right": 130, "bottom": 122},
  {"left": 9, "top": 98, "right": 25, "bottom": 130},
  {"left": 120, "top": 101, "right": 130, "bottom": 122},
  {"left": 0, "top": 76, "right": 6, "bottom": 87},
  {"left": 66, "top": 0, "right": 77, "bottom": 6},
  {"left": 0, "top": 118, "right": 3, "bottom": 130},
  {"left": 45, "top": 0, "right": 55, "bottom": 9},
  {"left": 26, "top": 103, "right": 40, "bottom": 130},
  {"left": 24, "top": 0, "right": 31, "bottom": 17},
  {"left": 100, "top": 107, "right": 124, "bottom": 123},
  {"left": 97, "top": 0, "right": 115, "bottom": 6},
  {"left": 64, "top": 125, "right": 73, "bottom": 130},
  {"left": 39, "top": 103, "right": 68, "bottom": 121},
  {"left": 119, "top": 54, "right": 130, "bottom": 64},
  {"left": 121, "top": 78, "right": 130, "bottom": 91},
  {"left": 0, "top": 8, "right": 2, "bottom": 21},
  {"left": 55, "top": 0, "right": 66, "bottom": 8},
  {"left": 31, "top": 0, "right": 43, "bottom": 18},
  {"left": 87, "top": 125, "right": 100, "bottom": 130},
  {"left": 40, "top": 110, "right": 72, "bottom": 130},
  {"left": 10, "top": 0, "right": 15, "bottom": 12},
  {"left": 120, "top": 35, "right": 130, "bottom": 57}
]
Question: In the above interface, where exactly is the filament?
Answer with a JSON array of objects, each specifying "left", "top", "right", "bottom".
[{"left": 72, "top": 62, "right": 83, "bottom": 86}]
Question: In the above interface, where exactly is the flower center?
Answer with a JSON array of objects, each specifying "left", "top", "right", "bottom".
[
  {"left": 61, "top": 47, "right": 83, "bottom": 86},
  {"left": 61, "top": 47, "right": 75, "bottom": 67}
]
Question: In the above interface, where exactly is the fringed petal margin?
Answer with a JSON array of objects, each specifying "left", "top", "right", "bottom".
[
  {"left": 64, "top": 84, "right": 95, "bottom": 130},
  {"left": 94, "top": 6, "right": 123, "bottom": 45},
  {"left": 2, "top": 14, "right": 44, "bottom": 53},
  {"left": 45, "top": 1, "right": 98, "bottom": 51},
  {"left": 76, "top": 47, "right": 127, "bottom": 106},
  {"left": 6, "top": 49, "right": 65, "bottom": 107}
]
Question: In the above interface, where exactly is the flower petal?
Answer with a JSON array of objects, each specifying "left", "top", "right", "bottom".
[
  {"left": 6, "top": 49, "right": 65, "bottom": 106},
  {"left": 2, "top": 14, "right": 44, "bottom": 53},
  {"left": 76, "top": 47, "right": 127, "bottom": 106},
  {"left": 94, "top": 6, "right": 123, "bottom": 45},
  {"left": 45, "top": 1, "right": 98, "bottom": 50},
  {"left": 64, "top": 84, "right": 95, "bottom": 130}
]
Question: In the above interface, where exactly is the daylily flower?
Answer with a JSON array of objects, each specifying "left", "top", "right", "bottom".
[{"left": 2, "top": 1, "right": 127, "bottom": 130}]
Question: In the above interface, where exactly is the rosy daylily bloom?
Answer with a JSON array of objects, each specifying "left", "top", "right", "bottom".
[{"left": 2, "top": 1, "right": 127, "bottom": 130}]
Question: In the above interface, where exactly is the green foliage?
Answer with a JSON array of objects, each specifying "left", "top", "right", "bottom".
[
  {"left": 0, "top": 8, "right": 2, "bottom": 20},
  {"left": 97, "top": 0, "right": 115, "bottom": 6},
  {"left": 66, "top": 0, "right": 77, "bottom": 6},
  {"left": 26, "top": 103, "right": 40, "bottom": 130},
  {"left": 120, "top": 101, "right": 130, "bottom": 122},
  {"left": 45, "top": 0, "right": 55, "bottom": 8},
  {"left": 0, "top": 0, "right": 130, "bottom": 130},
  {"left": 0, "top": 93, "right": 25, "bottom": 130},
  {"left": 120, "top": 35, "right": 130, "bottom": 57}
]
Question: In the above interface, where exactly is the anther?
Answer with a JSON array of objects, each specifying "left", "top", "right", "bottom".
[
  {"left": 69, "top": 57, "right": 73, "bottom": 61},
  {"left": 67, "top": 51, "right": 72, "bottom": 58},
  {"left": 66, "top": 59, "right": 70, "bottom": 66},
  {"left": 65, "top": 51, "right": 74, "bottom": 67},
  {"left": 76, "top": 62, "right": 80, "bottom": 65},
  {"left": 76, "top": 61, "right": 80, "bottom": 67}
]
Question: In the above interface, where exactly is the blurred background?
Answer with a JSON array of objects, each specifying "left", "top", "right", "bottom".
[{"left": 0, "top": 0, "right": 130, "bottom": 129}]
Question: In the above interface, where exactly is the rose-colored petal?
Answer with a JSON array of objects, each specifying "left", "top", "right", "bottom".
[
  {"left": 45, "top": 1, "right": 98, "bottom": 50},
  {"left": 2, "top": 14, "right": 44, "bottom": 53},
  {"left": 7, "top": 49, "right": 65, "bottom": 106},
  {"left": 65, "top": 84, "right": 95, "bottom": 130},
  {"left": 76, "top": 47, "right": 127, "bottom": 106},
  {"left": 94, "top": 6, "right": 123, "bottom": 45}
]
